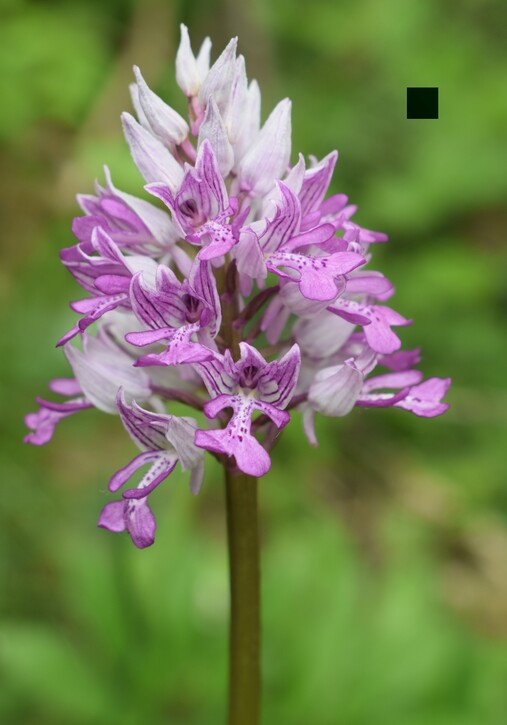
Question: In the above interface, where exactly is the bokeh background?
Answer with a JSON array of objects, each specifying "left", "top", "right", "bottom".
[{"left": 2, "top": 0, "right": 507, "bottom": 722}]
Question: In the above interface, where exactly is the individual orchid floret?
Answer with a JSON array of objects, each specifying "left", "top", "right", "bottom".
[
  {"left": 327, "top": 297, "right": 411, "bottom": 354},
  {"left": 236, "top": 182, "right": 366, "bottom": 302},
  {"left": 303, "top": 338, "right": 449, "bottom": 445},
  {"left": 131, "top": 66, "right": 189, "bottom": 147},
  {"left": 197, "top": 98, "right": 234, "bottom": 177},
  {"left": 24, "top": 378, "right": 92, "bottom": 446},
  {"left": 122, "top": 112, "right": 184, "bottom": 189},
  {"left": 198, "top": 36, "right": 238, "bottom": 115},
  {"left": 194, "top": 343, "right": 301, "bottom": 476},
  {"left": 125, "top": 259, "right": 221, "bottom": 366},
  {"left": 73, "top": 166, "right": 186, "bottom": 262},
  {"left": 147, "top": 140, "right": 240, "bottom": 261},
  {"left": 98, "top": 391, "right": 204, "bottom": 548},
  {"left": 25, "top": 324, "right": 153, "bottom": 445},
  {"left": 64, "top": 327, "right": 152, "bottom": 412},
  {"left": 358, "top": 373, "right": 451, "bottom": 417},
  {"left": 58, "top": 227, "right": 157, "bottom": 346},
  {"left": 175, "top": 24, "right": 211, "bottom": 100}
]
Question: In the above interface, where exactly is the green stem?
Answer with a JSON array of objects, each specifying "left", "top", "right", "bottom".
[{"left": 225, "top": 466, "right": 261, "bottom": 725}]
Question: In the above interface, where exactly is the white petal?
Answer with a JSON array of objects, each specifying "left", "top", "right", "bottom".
[
  {"left": 224, "top": 55, "right": 248, "bottom": 143},
  {"left": 198, "top": 37, "right": 238, "bottom": 113},
  {"left": 65, "top": 339, "right": 151, "bottom": 414},
  {"left": 196, "top": 36, "right": 212, "bottom": 78},
  {"left": 129, "top": 83, "right": 150, "bottom": 129},
  {"left": 232, "top": 79, "right": 261, "bottom": 165},
  {"left": 239, "top": 98, "right": 292, "bottom": 196},
  {"left": 198, "top": 98, "right": 234, "bottom": 177},
  {"left": 122, "top": 113, "right": 184, "bottom": 190},
  {"left": 308, "top": 362, "right": 363, "bottom": 417},
  {"left": 133, "top": 66, "right": 189, "bottom": 145},
  {"left": 175, "top": 24, "right": 201, "bottom": 97}
]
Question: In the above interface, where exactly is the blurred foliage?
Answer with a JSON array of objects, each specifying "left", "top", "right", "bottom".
[{"left": 1, "top": 0, "right": 506, "bottom": 723}]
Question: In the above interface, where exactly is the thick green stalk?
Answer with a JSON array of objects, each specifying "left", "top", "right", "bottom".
[
  {"left": 218, "top": 260, "right": 261, "bottom": 725},
  {"left": 225, "top": 466, "right": 260, "bottom": 725}
]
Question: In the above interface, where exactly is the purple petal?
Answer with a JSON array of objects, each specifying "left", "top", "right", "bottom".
[
  {"left": 329, "top": 300, "right": 410, "bottom": 354},
  {"left": 267, "top": 250, "right": 364, "bottom": 302},
  {"left": 124, "top": 498, "right": 157, "bottom": 548},
  {"left": 256, "top": 343, "right": 301, "bottom": 409},
  {"left": 98, "top": 501, "right": 126, "bottom": 533},
  {"left": 281, "top": 223, "right": 336, "bottom": 252},
  {"left": 361, "top": 370, "right": 423, "bottom": 394},
  {"left": 379, "top": 348, "right": 422, "bottom": 372},
  {"left": 195, "top": 428, "right": 271, "bottom": 477},
  {"left": 122, "top": 454, "right": 177, "bottom": 499},
  {"left": 126, "top": 327, "right": 175, "bottom": 347},
  {"left": 48, "top": 378, "right": 82, "bottom": 396},
  {"left": 395, "top": 377, "right": 451, "bottom": 417},
  {"left": 298, "top": 151, "right": 338, "bottom": 217},
  {"left": 116, "top": 390, "right": 171, "bottom": 451},
  {"left": 109, "top": 450, "right": 161, "bottom": 492}
]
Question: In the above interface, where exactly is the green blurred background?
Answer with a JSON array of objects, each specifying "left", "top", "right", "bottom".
[{"left": 1, "top": 0, "right": 507, "bottom": 722}]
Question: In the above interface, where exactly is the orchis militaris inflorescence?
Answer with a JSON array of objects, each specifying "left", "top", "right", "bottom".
[{"left": 25, "top": 26, "right": 450, "bottom": 549}]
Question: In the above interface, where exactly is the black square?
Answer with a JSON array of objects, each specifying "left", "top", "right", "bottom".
[{"left": 406, "top": 87, "right": 438, "bottom": 119}]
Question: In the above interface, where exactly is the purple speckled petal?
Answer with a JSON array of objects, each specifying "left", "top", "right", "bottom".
[
  {"left": 135, "top": 322, "right": 215, "bottom": 366},
  {"left": 109, "top": 450, "right": 161, "bottom": 492},
  {"left": 122, "top": 454, "right": 177, "bottom": 499},
  {"left": 192, "top": 221, "right": 236, "bottom": 261},
  {"left": 395, "top": 377, "right": 451, "bottom": 417},
  {"left": 329, "top": 299, "right": 411, "bottom": 354},
  {"left": 267, "top": 250, "right": 364, "bottom": 302},
  {"left": 196, "top": 395, "right": 271, "bottom": 476}
]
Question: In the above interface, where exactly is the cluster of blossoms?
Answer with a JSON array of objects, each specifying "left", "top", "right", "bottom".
[{"left": 25, "top": 27, "right": 450, "bottom": 548}]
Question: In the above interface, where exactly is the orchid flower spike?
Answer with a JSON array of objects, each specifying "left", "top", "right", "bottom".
[{"left": 25, "top": 26, "right": 450, "bottom": 547}]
